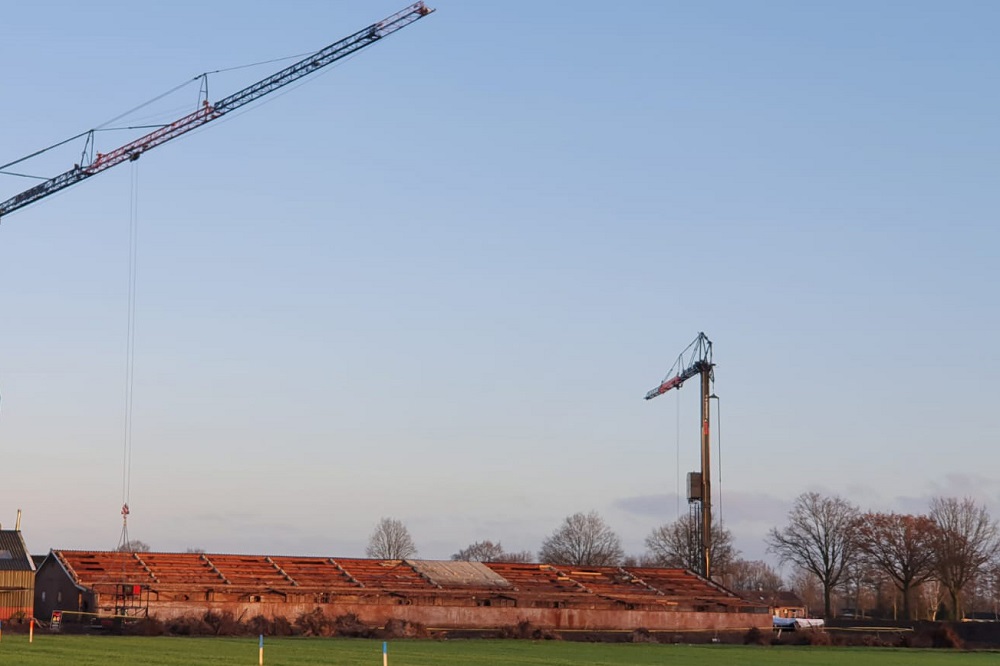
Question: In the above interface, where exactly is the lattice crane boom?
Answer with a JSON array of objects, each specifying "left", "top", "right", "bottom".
[
  {"left": 0, "top": 2, "right": 433, "bottom": 221},
  {"left": 644, "top": 332, "right": 713, "bottom": 401}
]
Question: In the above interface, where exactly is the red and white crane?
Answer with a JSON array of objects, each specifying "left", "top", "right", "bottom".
[{"left": 0, "top": 2, "right": 434, "bottom": 221}]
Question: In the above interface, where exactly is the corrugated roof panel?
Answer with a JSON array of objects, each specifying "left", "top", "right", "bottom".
[
  {"left": 408, "top": 560, "right": 511, "bottom": 589},
  {"left": 0, "top": 531, "right": 33, "bottom": 572}
]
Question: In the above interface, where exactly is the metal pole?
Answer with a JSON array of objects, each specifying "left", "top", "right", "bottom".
[{"left": 700, "top": 366, "right": 712, "bottom": 579}]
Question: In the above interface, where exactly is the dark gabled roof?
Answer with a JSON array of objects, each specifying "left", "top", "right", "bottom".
[
  {"left": 0, "top": 531, "right": 35, "bottom": 572},
  {"left": 774, "top": 590, "right": 805, "bottom": 607},
  {"left": 739, "top": 589, "right": 804, "bottom": 608}
]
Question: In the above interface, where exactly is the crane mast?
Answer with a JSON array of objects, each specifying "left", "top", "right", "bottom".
[
  {"left": 0, "top": 2, "right": 433, "bottom": 221},
  {"left": 644, "top": 332, "right": 715, "bottom": 579}
]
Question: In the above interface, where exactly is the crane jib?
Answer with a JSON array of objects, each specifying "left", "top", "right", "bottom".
[
  {"left": 643, "top": 359, "right": 713, "bottom": 400},
  {"left": 0, "top": 2, "right": 433, "bottom": 221}
]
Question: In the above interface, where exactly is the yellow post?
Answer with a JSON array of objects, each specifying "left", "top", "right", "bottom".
[{"left": 29, "top": 618, "right": 34, "bottom": 643}]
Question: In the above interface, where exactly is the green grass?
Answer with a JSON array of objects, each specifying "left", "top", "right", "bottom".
[{"left": 0, "top": 636, "right": 997, "bottom": 665}]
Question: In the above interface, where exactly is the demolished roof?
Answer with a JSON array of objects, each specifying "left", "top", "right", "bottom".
[{"left": 42, "top": 550, "right": 763, "bottom": 613}]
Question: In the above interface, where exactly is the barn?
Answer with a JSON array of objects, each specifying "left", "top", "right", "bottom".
[
  {"left": 0, "top": 520, "right": 35, "bottom": 621},
  {"left": 34, "top": 550, "right": 769, "bottom": 632}
]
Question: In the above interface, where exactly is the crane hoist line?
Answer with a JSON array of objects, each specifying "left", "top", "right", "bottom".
[{"left": 0, "top": 2, "right": 434, "bottom": 221}]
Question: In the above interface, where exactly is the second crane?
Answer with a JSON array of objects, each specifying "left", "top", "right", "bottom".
[{"left": 644, "top": 332, "right": 715, "bottom": 579}]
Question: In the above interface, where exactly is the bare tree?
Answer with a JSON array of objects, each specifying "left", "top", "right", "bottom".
[
  {"left": 969, "top": 564, "right": 1000, "bottom": 620},
  {"left": 929, "top": 496, "right": 1000, "bottom": 620},
  {"left": 916, "top": 579, "right": 946, "bottom": 621},
  {"left": 766, "top": 492, "right": 861, "bottom": 618},
  {"left": 365, "top": 517, "right": 417, "bottom": 560},
  {"left": 644, "top": 515, "right": 738, "bottom": 576},
  {"left": 725, "top": 559, "right": 784, "bottom": 595},
  {"left": 855, "top": 512, "right": 938, "bottom": 620},
  {"left": 503, "top": 550, "right": 535, "bottom": 563},
  {"left": 839, "top": 560, "right": 882, "bottom": 619},
  {"left": 539, "top": 511, "right": 624, "bottom": 566},
  {"left": 452, "top": 540, "right": 533, "bottom": 563},
  {"left": 788, "top": 568, "right": 824, "bottom": 617},
  {"left": 452, "top": 540, "right": 505, "bottom": 562},
  {"left": 116, "top": 539, "right": 151, "bottom": 552},
  {"left": 623, "top": 553, "right": 663, "bottom": 568}
]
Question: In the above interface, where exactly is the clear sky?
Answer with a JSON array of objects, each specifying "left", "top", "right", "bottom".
[{"left": 1, "top": 1, "right": 998, "bottom": 566}]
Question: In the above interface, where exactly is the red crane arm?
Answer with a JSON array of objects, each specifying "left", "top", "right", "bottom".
[
  {"left": 0, "top": 2, "right": 434, "bottom": 221},
  {"left": 644, "top": 364, "right": 703, "bottom": 400},
  {"left": 643, "top": 333, "right": 714, "bottom": 401}
]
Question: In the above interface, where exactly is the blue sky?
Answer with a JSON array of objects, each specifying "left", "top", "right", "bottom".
[{"left": 1, "top": 1, "right": 998, "bottom": 566}]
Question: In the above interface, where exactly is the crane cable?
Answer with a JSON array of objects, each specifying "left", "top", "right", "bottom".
[
  {"left": 713, "top": 384, "right": 723, "bottom": 529},
  {"left": 118, "top": 160, "right": 140, "bottom": 551},
  {"left": 675, "top": 390, "right": 681, "bottom": 519}
]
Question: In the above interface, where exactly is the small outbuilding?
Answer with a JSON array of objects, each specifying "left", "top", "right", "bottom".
[
  {"left": 0, "top": 515, "right": 36, "bottom": 621},
  {"left": 739, "top": 589, "right": 808, "bottom": 618}
]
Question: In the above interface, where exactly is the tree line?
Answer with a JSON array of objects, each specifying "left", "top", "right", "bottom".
[
  {"left": 365, "top": 493, "right": 1000, "bottom": 621},
  {"left": 362, "top": 513, "right": 772, "bottom": 598},
  {"left": 766, "top": 492, "right": 1000, "bottom": 620}
]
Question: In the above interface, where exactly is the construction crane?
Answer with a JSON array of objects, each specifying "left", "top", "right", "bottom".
[
  {"left": 644, "top": 332, "right": 715, "bottom": 579},
  {"left": 0, "top": 2, "right": 434, "bottom": 221}
]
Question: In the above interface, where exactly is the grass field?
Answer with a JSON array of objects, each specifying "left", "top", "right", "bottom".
[{"left": 1, "top": 636, "right": 999, "bottom": 666}]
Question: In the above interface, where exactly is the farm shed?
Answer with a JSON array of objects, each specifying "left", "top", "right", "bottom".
[
  {"left": 0, "top": 525, "right": 35, "bottom": 620},
  {"left": 35, "top": 550, "right": 770, "bottom": 632}
]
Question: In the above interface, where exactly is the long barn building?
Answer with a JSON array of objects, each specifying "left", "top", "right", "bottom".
[{"left": 35, "top": 550, "right": 769, "bottom": 632}]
